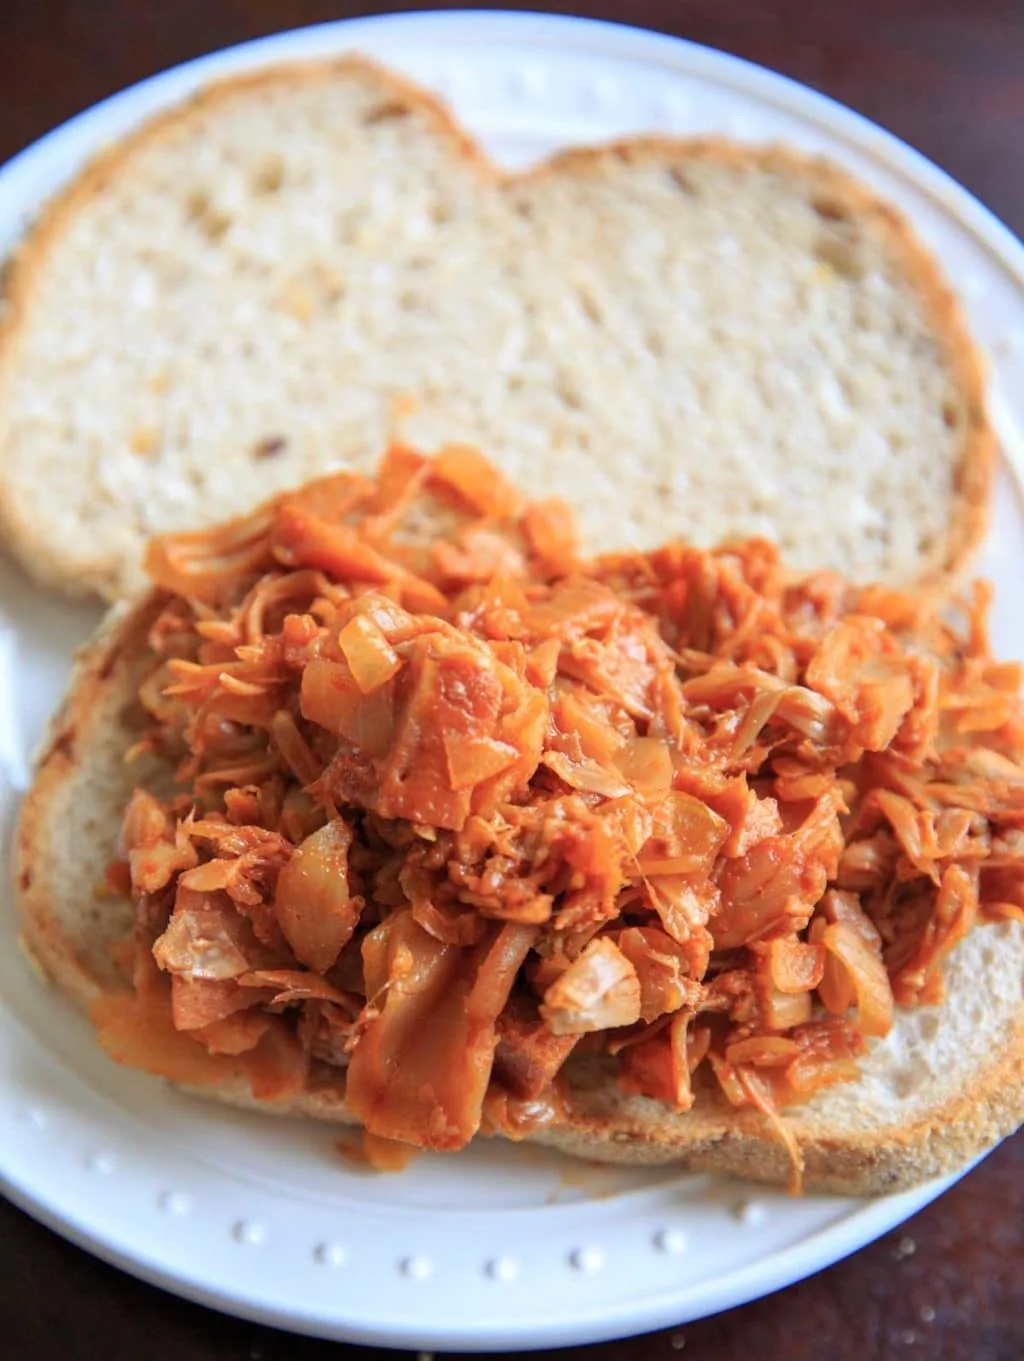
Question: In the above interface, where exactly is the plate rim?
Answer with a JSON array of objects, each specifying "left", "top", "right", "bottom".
[
  {"left": 0, "top": 7, "right": 1017, "bottom": 1350},
  {"left": 0, "top": 1150, "right": 970, "bottom": 1351}
]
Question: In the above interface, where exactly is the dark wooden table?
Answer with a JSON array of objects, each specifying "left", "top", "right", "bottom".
[{"left": 1, "top": 3, "right": 1021, "bottom": 1359}]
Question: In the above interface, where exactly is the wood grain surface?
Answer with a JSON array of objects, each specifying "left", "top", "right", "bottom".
[{"left": 0, "top": 3, "right": 1021, "bottom": 1359}]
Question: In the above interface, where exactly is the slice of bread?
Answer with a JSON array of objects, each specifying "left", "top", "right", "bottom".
[
  {"left": 16, "top": 596, "right": 1023, "bottom": 1194},
  {"left": 0, "top": 59, "right": 992, "bottom": 601}
]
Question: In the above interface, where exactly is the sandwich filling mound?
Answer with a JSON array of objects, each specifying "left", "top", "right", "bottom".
[{"left": 100, "top": 443, "right": 1024, "bottom": 1186}]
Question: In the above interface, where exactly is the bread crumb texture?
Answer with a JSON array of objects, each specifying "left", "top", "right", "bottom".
[{"left": 0, "top": 62, "right": 988, "bottom": 598}]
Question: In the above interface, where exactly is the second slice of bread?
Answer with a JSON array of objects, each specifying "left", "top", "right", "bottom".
[{"left": 0, "top": 59, "right": 992, "bottom": 599}]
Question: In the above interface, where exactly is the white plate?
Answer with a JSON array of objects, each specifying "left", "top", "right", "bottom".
[{"left": 1, "top": 9, "right": 1023, "bottom": 1352}]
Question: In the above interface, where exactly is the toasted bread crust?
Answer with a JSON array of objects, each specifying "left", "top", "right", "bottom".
[
  {"left": 0, "top": 62, "right": 993, "bottom": 599},
  {"left": 528, "top": 1021, "right": 1024, "bottom": 1195},
  {"left": 15, "top": 593, "right": 1023, "bottom": 1193},
  {"left": 15, "top": 595, "right": 158, "bottom": 1006}
]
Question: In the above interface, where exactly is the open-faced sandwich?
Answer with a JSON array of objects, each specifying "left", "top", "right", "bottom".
[{"left": 16, "top": 443, "right": 1024, "bottom": 1194}]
